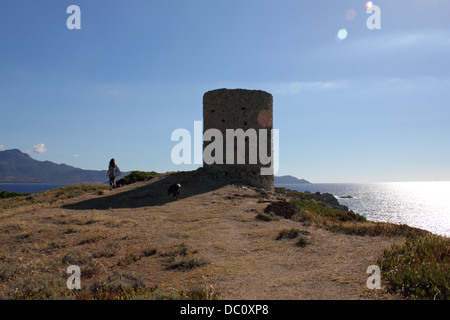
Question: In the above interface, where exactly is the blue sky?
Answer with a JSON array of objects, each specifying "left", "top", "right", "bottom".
[{"left": 1, "top": 0, "right": 449, "bottom": 183}]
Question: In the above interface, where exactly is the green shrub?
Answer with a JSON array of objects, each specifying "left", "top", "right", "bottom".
[
  {"left": 120, "top": 171, "right": 158, "bottom": 185},
  {"left": 0, "top": 190, "right": 31, "bottom": 199},
  {"left": 378, "top": 235, "right": 450, "bottom": 300},
  {"left": 326, "top": 221, "right": 429, "bottom": 238},
  {"left": 290, "top": 199, "right": 366, "bottom": 223}
]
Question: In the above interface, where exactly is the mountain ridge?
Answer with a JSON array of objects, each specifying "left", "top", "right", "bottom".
[
  {"left": 274, "top": 175, "right": 311, "bottom": 184},
  {"left": 0, "top": 149, "right": 109, "bottom": 184},
  {"left": 1, "top": 149, "right": 310, "bottom": 186}
]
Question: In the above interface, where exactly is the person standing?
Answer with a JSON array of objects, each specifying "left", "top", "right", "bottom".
[{"left": 107, "top": 158, "right": 121, "bottom": 190}]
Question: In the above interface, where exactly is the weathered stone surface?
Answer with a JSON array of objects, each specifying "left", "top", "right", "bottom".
[{"left": 202, "top": 88, "right": 274, "bottom": 190}]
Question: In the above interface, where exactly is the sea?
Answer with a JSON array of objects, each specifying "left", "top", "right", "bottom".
[
  {"left": 0, "top": 184, "right": 70, "bottom": 194},
  {"left": 275, "top": 181, "right": 450, "bottom": 237},
  {"left": 1, "top": 182, "right": 449, "bottom": 237}
]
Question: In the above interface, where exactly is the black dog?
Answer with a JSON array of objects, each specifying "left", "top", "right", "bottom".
[
  {"left": 167, "top": 183, "right": 181, "bottom": 200},
  {"left": 115, "top": 178, "right": 125, "bottom": 188}
]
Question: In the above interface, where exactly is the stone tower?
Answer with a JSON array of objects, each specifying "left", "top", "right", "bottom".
[{"left": 203, "top": 88, "right": 274, "bottom": 190}]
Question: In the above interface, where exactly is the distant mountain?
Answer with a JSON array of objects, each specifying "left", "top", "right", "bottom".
[
  {"left": 0, "top": 149, "right": 110, "bottom": 184},
  {"left": 274, "top": 175, "right": 311, "bottom": 184}
]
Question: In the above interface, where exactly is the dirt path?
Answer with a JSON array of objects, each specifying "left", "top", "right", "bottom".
[{"left": 0, "top": 176, "right": 404, "bottom": 300}]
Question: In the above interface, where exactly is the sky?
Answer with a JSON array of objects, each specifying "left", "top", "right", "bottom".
[{"left": 1, "top": 0, "right": 449, "bottom": 183}]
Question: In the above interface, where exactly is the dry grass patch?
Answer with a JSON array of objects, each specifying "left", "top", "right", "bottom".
[
  {"left": 116, "top": 247, "right": 157, "bottom": 268},
  {"left": 77, "top": 232, "right": 106, "bottom": 245},
  {"left": 0, "top": 184, "right": 109, "bottom": 216},
  {"left": 162, "top": 243, "right": 207, "bottom": 271},
  {"left": 275, "top": 228, "right": 311, "bottom": 248}
]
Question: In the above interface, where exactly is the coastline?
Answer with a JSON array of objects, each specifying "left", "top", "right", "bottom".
[{"left": 276, "top": 182, "right": 450, "bottom": 238}]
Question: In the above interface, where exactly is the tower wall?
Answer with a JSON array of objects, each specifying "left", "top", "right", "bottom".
[{"left": 202, "top": 88, "right": 274, "bottom": 190}]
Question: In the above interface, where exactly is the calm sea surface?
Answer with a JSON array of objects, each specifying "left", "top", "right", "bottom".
[
  {"left": 275, "top": 181, "right": 450, "bottom": 237},
  {"left": 0, "top": 184, "right": 69, "bottom": 194}
]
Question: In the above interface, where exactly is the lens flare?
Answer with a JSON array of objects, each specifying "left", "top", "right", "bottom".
[
  {"left": 345, "top": 9, "right": 357, "bottom": 21},
  {"left": 366, "top": 1, "right": 373, "bottom": 9},
  {"left": 258, "top": 110, "right": 273, "bottom": 128},
  {"left": 336, "top": 28, "right": 348, "bottom": 41}
]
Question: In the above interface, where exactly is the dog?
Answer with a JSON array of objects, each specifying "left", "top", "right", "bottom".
[
  {"left": 115, "top": 178, "right": 126, "bottom": 188},
  {"left": 167, "top": 183, "right": 181, "bottom": 200}
]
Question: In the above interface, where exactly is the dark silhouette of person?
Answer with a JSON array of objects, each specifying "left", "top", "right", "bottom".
[{"left": 107, "top": 158, "right": 121, "bottom": 190}]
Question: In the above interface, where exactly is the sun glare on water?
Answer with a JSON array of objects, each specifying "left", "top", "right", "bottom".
[{"left": 384, "top": 181, "right": 450, "bottom": 236}]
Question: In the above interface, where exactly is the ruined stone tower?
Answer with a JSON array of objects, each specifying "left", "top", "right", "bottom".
[{"left": 203, "top": 88, "right": 274, "bottom": 190}]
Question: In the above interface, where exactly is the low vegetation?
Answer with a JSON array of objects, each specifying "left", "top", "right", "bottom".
[
  {"left": 162, "top": 243, "right": 207, "bottom": 271},
  {"left": 0, "top": 190, "right": 31, "bottom": 199},
  {"left": 6, "top": 270, "right": 217, "bottom": 300},
  {"left": 0, "top": 184, "right": 109, "bottom": 214},
  {"left": 255, "top": 212, "right": 280, "bottom": 222},
  {"left": 283, "top": 189, "right": 449, "bottom": 300},
  {"left": 378, "top": 235, "right": 449, "bottom": 300},
  {"left": 290, "top": 198, "right": 366, "bottom": 223},
  {"left": 0, "top": 181, "right": 447, "bottom": 300},
  {"left": 116, "top": 247, "right": 157, "bottom": 267},
  {"left": 276, "top": 228, "right": 303, "bottom": 240},
  {"left": 284, "top": 190, "right": 427, "bottom": 238},
  {"left": 325, "top": 221, "right": 429, "bottom": 238},
  {"left": 275, "top": 228, "right": 310, "bottom": 248},
  {"left": 117, "top": 171, "right": 158, "bottom": 186}
]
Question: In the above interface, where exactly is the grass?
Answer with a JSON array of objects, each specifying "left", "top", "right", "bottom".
[
  {"left": 255, "top": 212, "right": 280, "bottom": 222},
  {"left": 116, "top": 247, "right": 157, "bottom": 267},
  {"left": 163, "top": 243, "right": 207, "bottom": 271},
  {"left": 378, "top": 234, "right": 449, "bottom": 300},
  {"left": 61, "top": 250, "right": 101, "bottom": 278},
  {"left": 290, "top": 198, "right": 366, "bottom": 223},
  {"left": 183, "top": 285, "right": 220, "bottom": 300},
  {"left": 79, "top": 270, "right": 218, "bottom": 300},
  {"left": 0, "top": 190, "right": 31, "bottom": 199},
  {"left": 5, "top": 270, "right": 217, "bottom": 300},
  {"left": 325, "top": 221, "right": 430, "bottom": 238},
  {"left": 1, "top": 181, "right": 447, "bottom": 300},
  {"left": 275, "top": 228, "right": 311, "bottom": 248},
  {"left": 276, "top": 228, "right": 302, "bottom": 240},
  {"left": 1, "top": 238, "right": 211, "bottom": 300},
  {"left": 7, "top": 275, "right": 70, "bottom": 300},
  {"left": 0, "top": 184, "right": 109, "bottom": 214},
  {"left": 295, "top": 236, "right": 309, "bottom": 248},
  {"left": 78, "top": 232, "right": 106, "bottom": 245},
  {"left": 0, "top": 181, "right": 216, "bottom": 300}
]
